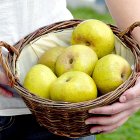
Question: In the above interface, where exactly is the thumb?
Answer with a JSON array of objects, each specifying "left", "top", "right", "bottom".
[{"left": 119, "top": 76, "right": 140, "bottom": 103}]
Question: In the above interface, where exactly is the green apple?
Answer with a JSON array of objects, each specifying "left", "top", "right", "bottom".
[
  {"left": 92, "top": 54, "right": 132, "bottom": 94},
  {"left": 50, "top": 71, "right": 97, "bottom": 103},
  {"left": 38, "top": 46, "right": 65, "bottom": 73},
  {"left": 71, "top": 19, "right": 115, "bottom": 58},
  {"left": 23, "top": 64, "right": 57, "bottom": 98},
  {"left": 55, "top": 44, "right": 98, "bottom": 76}
]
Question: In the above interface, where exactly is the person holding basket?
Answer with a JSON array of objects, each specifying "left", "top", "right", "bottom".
[{"left": 0, "top": 0, "right": 140, "bottom": 140}]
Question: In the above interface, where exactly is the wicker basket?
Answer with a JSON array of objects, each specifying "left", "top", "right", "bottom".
[{"left": 0, "top": 19, "right": 140, "bottom": 138}]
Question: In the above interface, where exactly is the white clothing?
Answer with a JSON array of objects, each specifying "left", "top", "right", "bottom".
[{"left": 0, "top": 0, "right": 73, "bottom": 116}]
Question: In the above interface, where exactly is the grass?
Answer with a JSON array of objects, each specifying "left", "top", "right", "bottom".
[
  {"left": 68, "top": 6, "right": 114, "bottom": 24},
  {"left": 96, "top": 111, "right": 140, "bottom": 140},
  {"left": 68, "top": 6, "right": 140, "bottom": 140}
]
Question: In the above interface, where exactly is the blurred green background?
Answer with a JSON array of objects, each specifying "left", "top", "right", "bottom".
[
  {"left": 69, "top": 7, "right": 114, "bottom": 24},
  {"left": 68, "top": 4, "right": 140, "bottom": 140}
]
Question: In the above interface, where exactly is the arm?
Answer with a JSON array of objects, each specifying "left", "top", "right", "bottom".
[{"left": 105, "top": 0, "right": 140, "bottom": 45}]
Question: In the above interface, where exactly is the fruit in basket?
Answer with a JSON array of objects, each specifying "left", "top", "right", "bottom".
[
  {"left": 38, "top": 46, "right": 65, "bottom": 73},
  {"left": 55, "top": 44, "right": 98, "bottom": 76},
  {"left": 92, "top": 54, "right": 132, "bottom": 94},
  {"left": 50, "top": 71, "right": 97, "bottom": 103},
  {"left": 71, "top": 19, "right": 115, "bottom": 58},
  {"left": 23, "top": 64, "right": 57, "bottom": 98}
]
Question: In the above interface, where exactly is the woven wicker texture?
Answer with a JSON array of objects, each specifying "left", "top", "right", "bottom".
[{"left": 0, "top": 19, "right": 140, "bottom": 138}]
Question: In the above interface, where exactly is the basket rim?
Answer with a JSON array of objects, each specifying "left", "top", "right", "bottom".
[{"left": 3, "top": 19, "right": 140, "bottom": 108}]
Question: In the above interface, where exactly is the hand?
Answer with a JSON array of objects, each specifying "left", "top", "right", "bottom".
[
  {"left": 0, "top": 65, "right": 13, "bottom": 97},
  {"left": 0, "top": 65, "right": 9, "bottom": 85},
  {"left": 85, "top": 76, "right": 140, "bottom": 134}
]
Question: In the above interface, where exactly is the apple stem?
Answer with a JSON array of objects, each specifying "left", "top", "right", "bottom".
[
  {"left": 69, "top": 58, "right": 74, "bottom": 64},
  {"left": 85, "top": 41, "right": 90, "bottom": 46},
  {"left": 66, "top": 77, "right": 71, "bottom": 82},
  {"left": 121, "top": 73, "right": 125, "bottom": 80}
]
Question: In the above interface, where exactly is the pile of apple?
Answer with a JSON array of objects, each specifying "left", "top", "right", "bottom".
[{"left": 23, "top": 19, "right": 132, "bottom": 103}]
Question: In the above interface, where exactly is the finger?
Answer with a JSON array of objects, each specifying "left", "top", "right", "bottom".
[
  {"left": 100, "top": 129, "right": 117, "bottom": 134},
  {"left": 120, "top": 76, "right": 140, "bottom": 102},
  {"left": 135, "top": 76, "right": 140, "bottom": 84},
  {"left": 86, "top": 106, "right": 139, "bottom": 125},
  {"left": 0, "top": 65, "right": 9, "bottom": 85},
  {"left": 0, "top": 87, "right": 13, "bottom": 97},
  {"left": 90, "top": 117, "right": 129, "bottom": 134},
  {"left": 88, "top": 102, "right": 132, "bottom": 115}
]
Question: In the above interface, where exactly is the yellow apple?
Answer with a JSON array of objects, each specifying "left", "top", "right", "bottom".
[
  {"left": 23, "top": 64, "right": 57, "bottom": 98},
  {"left": 49, "top": 71, "right": 97, "bottom": 103},
  {"left": 38, "top": 46, "right": 65, "bottom": 73},
  {"left": 71, "top": 19, "right": 115, "bottom": 58},
  {"left": 55, "top": 44, "right": 98, "bottom": 76},
  {"left": 92, "top": 54, "right": 132, "bottom": 94}
]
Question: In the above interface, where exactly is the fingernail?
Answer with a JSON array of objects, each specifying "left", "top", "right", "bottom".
[
  {"left": 90, "top": 130, "right": 100, "bottom": 134},
  {"left": 85, "top": 121, "right": 90, "bottom": 125},
  {"left": 89, "top": 110, "right": 95, "bottom": 113},
  {"left": 120, "top": 95, "right": 126, "bottom": 102}
]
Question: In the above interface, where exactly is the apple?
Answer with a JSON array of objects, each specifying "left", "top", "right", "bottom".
[
  {"left": 38, "top": 46, "right": 65, "bottom": 73},
  {"left": 55, "top": 44, "right": 98, "bottom": 76},
  {"left": 49, "top": 71, "right": 97, "bottom": 103},
  {"left": 23, "top": 64, "right": 57, "bottom": 98},
  {"left": 71, "top": 19, "right": 115, "bottom": 58},
  {"left": 92, "top": 54, "right": 132, "bottom": 94}
]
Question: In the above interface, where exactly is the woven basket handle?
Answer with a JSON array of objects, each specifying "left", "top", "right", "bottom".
[
  {"left": 0, "top": 41, "right": 19, "bottom": 87},
  {"left": 119, "top": 22, "right": 140, "bottom": 72},
  {"left": 119, "top": 21, "right": 140, "bottom": 37}
]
